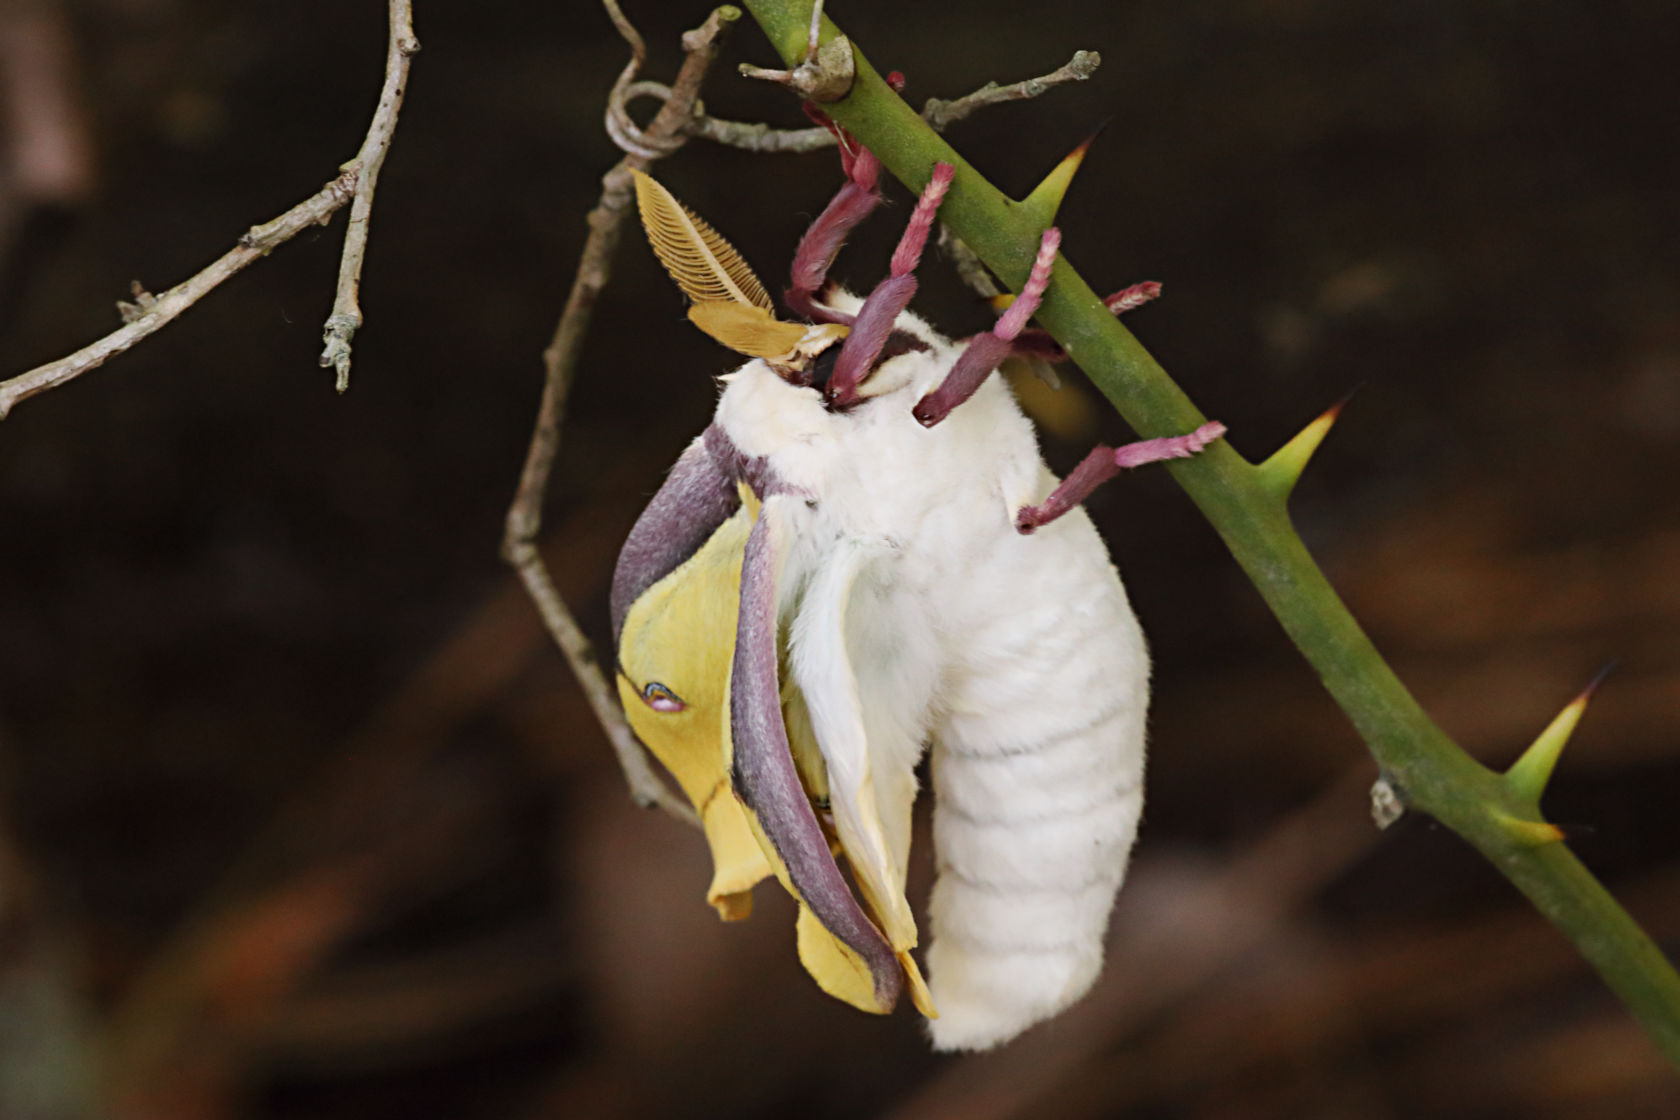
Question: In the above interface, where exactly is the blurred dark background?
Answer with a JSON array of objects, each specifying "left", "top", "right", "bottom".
[{"left": 2, "top": 0, "right": 1678, "bottom": 1116}]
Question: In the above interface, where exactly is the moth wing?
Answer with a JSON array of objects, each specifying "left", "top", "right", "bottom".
[
  {"left": 793, "top": 539, "right": 935, "bottom": 1015},
  {"left": 613, "top": 446, "right": 776, "bottom": 920},
  {"left": 728, "top": 493, "right": 904, "bottom": 1014},
  {"left": 611, "top": 436, "right": 742, "bottom": 644}
]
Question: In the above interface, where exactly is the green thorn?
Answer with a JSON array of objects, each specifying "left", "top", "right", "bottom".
[
  {"left": 1256, "top": 398, "right": 1345, "bottom": 500},
  {"left": 1490, "top": 808, "right": 1568, "bottom": 846},
  {"left": 1502, "top": 666, "right": 1611, "bottom": 808},
  {"left": 1017, "top": 133, "right": 1095, "bottom": 227}
]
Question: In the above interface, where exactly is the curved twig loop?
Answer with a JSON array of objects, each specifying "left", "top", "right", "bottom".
[{"left": 603, "top": 1, "right": 688, "bottom": 159}]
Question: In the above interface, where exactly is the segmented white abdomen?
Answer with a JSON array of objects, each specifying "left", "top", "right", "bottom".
[
  {"left": 716, "top": 306, "right": 1151, "bottom": 1051},
  {"left": 923, "top": 499, "right": 1147, "bottom": 1051}
]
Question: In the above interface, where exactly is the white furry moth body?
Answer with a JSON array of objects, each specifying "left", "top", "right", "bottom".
[
  {"left": 724, "top": 297, "right": 1148, "bottom": 1050},
  {"left": 611, "top": 138, "right": 1221, "bottom": 1051}
]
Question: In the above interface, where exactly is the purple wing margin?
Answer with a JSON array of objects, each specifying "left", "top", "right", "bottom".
[
  {"left": 730, "top": 495, "right": 904, "bottom": 1010},
  {"left": 611, "top": 432, "right": 743, "bottom": 644}
]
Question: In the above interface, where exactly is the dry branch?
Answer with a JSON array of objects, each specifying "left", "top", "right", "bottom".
[
  {"left": 0, "top": 173, "right": 355, "bottom": 419},
  {"left": 0, "top": 0, "right": 419, "bottom": 417},
  {"left": 682, "top": 48, "right": 1104, "bottom": 153},
  {"left": 920, "top": 48, "right": 1101, "bottom": 130},
  {"left": 500, "top": 3, "right": 742, "bottom": 824},
  {"left": 319, "top": 0, "right": 421, "bottom": 390}
]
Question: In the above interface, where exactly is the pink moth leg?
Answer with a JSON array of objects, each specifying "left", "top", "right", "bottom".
[
  {"left": 784, "top": 73, "right": 911, "bottom": 327},
  {"left": 1015, "top": 421, "right": 1227, "bottom": 534},
  {"left": 1007, "top": 281, "right": 1162, "bottom": 362},
  {"left": 785, "top": 111, "right": 885, "bottom": 325},
  {"left": 911, "top": 227, "right": 1063, "bottom": 427},
  {"left": 825, "top": 161, "right": 956, "bottom": 409}
]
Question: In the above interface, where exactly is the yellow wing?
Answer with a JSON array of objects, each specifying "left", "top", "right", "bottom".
[
  {"left": 617, "top": 484, "right": 931, "bottom": 1016},
  {"left": 616, "top": 501, "right": 772, "bottom": 920}
]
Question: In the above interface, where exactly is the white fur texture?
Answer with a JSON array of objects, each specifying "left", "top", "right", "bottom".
[{"left": 718, "top": 304, "right": 1148, "bottom": 1051}]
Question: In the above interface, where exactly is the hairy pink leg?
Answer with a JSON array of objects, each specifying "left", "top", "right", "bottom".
[
  {"left": 783, "top": 74, "right": 911, "bottom": 325},
  {"left": 912, "top": 227, "right": 1062, "bottom": 427},
  {"left": 998, "top": 281, "right": 1163, "bottom": 362},
  {"left": 785, "top": 159, "right": 880, "bottom": 322},
  {"left": 1102, "top": 281, "right": 1164, "bottom": 316},
  {"left": 785, "top": 110, "right": 883, "bottom": 324},
  {"left": 1015, "top": 421, "right": 1226, "bottom": 533},
  {"left": 825, "top": 161, "right": 955, "bottom": 408}
]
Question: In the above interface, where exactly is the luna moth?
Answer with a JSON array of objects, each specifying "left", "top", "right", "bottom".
[{"left": 609, "top": 118, "right": 1222, "bottom": 1050}]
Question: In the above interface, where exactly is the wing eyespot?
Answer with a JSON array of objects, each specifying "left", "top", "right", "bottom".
[{"left": 641, "top": 681, "right": 686, "bottom": 713}]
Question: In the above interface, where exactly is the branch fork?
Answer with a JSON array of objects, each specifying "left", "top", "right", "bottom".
[
  {"left": 739, "top": 0, "right": 854, "bottom": 102},
  {"left": 0, "top": 5, "right": 411, "bottom": 415}
]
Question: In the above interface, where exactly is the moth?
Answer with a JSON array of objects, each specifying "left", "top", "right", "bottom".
[{"left": 610, "top": 120, "right": 1223, "bottom": 1051}]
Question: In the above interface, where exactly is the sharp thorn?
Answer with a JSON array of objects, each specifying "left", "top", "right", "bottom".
[
  {"left": 1256, "top": 393, "right": 1351, "bottom": 500},
  {"left": 1582, "top": 659, "right": 1617, "bottom": 700},
  {"left": 1018, "top": 128, "right": 1100, "bottom": 225},
  {"left": 1502, "top": 665, "right": 1613, "bottom": 808}
]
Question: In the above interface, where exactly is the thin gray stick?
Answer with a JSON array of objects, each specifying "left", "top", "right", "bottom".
[
  {"left": 319, "top": 0, "right": 421, "bottom": 391},
  {"left": 501, "top": 3, "right": 743, "bottom": 825},
  {"left": 688, "top": 116, "right": 834, "bottom": 152},
  {"left": 0, "top": 172, "right": 357, "bottom": 419},
  {"left": 684, "top": 48, "right": 1103, "bottom": 153},
  {"left": 920, "top": 48, "right": 1101, "bottom": 131},
  {"left": 0, "top": 2, "right": 420, "bottom": 418}
]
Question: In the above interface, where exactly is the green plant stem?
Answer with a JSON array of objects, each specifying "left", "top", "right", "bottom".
[{"left": 743, "top": 0, "right": 1680, "bottom": 1066}]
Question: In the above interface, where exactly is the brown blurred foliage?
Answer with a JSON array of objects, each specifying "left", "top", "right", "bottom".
[{"left": 1, "top": 1, "right": 1678, "bottom": 1117}]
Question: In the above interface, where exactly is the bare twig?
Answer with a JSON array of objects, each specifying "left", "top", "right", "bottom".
[
  {"left": 920, "top": 48, "right": 1101, "bottom": 131},
  {"left": 686, "top": 115, "right": 834, "bottom": 152},
  {"left": 602, "top": 6, "right": 685, "bottom": 160},
  {"left": 0, "top": 1, "right": 418, "bottom": 418},
  {"left": 507, "top": 556, "right": 695, "bottom": 824},
  {"left": 319, "top": 0, "right": 421, "bottom": 391},
  {"left": 654, "top": 48, "right": 1108, "bottom": 154},
  {"left": 501, "top": 3, "right": 743, "bottom": 824},
  {"left": 0, "top": 172, "right": 356, "bottom": 419}
]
